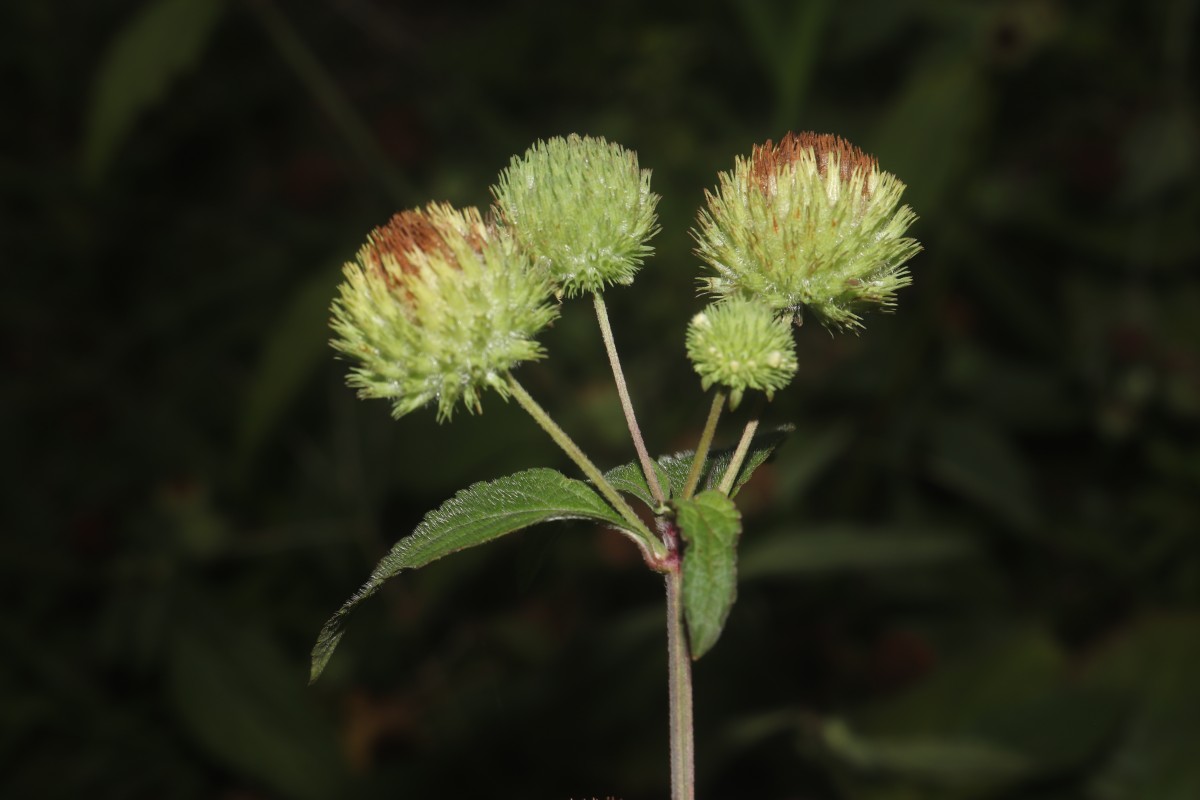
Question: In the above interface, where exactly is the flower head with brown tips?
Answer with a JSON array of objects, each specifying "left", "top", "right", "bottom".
[
  {"left": 331, "top": 202, "right": 557, "bottom": 420},
  {"left": 694, "top": 131, "right": 920, "bottom": 330}
]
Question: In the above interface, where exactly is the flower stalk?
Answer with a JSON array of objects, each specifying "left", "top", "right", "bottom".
[
  {"left": 594, "top": 292, "right": 666, "bottom": 508},
  {"left": 505, "top": 372, "right": 661, "bottom": 558},
  {"left": 681, "top": 391, "right": 726, "bottom": 500},
  {"left": 718, "top": 417, "right": 761, "bottom": 496}
]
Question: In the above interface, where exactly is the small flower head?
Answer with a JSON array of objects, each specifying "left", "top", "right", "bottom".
[
  {"left": 491, "top": 134, "right": 660, "bottom": 297},
  {"left": 331, "top": 203, "right": 557, "bottom": 421},
  {"left": 686, "top": 297, "right": 798, "bottom": 409},
  {"left": 694, "top": 131, "right": 921, "bottom": 330}
]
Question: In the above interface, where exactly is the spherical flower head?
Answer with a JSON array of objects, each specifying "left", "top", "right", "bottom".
[
  {"left": 694, "top": 131, "right": 921, "bottom": 330},
  {"left": 331, "top": 203, "right": 558, "bottom": 421},
  {"left": 491, "top": 134, "right": 660, "bottom": 298},
  {"left": 686, "top": 297, "right": 798, "bottom": 410}
]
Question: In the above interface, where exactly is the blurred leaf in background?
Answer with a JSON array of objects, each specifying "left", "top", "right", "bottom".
[
  {"left": 82, "top": 0, "right": 228, "bottom": 183},
  {"left": 3, "top": 0, "right": 1198, "bottom": 797}
]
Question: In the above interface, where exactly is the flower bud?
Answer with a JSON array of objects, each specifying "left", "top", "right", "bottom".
[
  {"left": 331, "top": 203, "right": 557, "bottom": 421},
  {"left": 685, "top": 298, "right": 798, "bottom": 409},
  {"left": 491, "top": 134, "right": 660, "bottom": 297},
  {"left": 694, "top": 132, "right": 921, "bottom": 330}
]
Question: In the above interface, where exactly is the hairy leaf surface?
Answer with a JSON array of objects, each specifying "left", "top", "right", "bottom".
[
  {"left": 310, "top": 468, "right": 629, "bottom": 681},
  {"left": 604, "top": 424, "right": 793, "bottom": 508},
  {"left": 675, "top": 490, "right": 742, "bottom": 660}
]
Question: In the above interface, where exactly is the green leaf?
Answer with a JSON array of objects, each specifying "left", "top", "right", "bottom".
[
  {"left": 855, "top": 628, "right": 1066, "bottom": 737},
  {"left": 735, "top": 0, "right": 832, "bottom": 129},
  {"left": 806, "top": 633, "right": 1070, "bottom": 796},
  {"left": 820, "top": 718, "right": 1033, "bottom": 788},
  {"left": 1083, "top": 614, "right": 1200, "bottom": 800},
  {"left": 235, "top": 266, "right": 341, "bottom": 475},
  {"left": 927, "top": 414, "right": 1038, "bottom": 532},
  {"left": 603, "top": 458, "right": 672, "bottom": 509},
  {"left": 702, "top": 424, "right": 794, "bottom": 496},
  {"left": 604, "top": 424, "right": 793, "bottom": 509},
  {"left": 675, "top": 490, "right": 742, "bottom": 660},
  {"left": 871, "top": 53, "right": 989, "bottom": 215},
  {"left": 82, "top": 0, "right": 227, "bottom": 183},
  {"left": 740, "top": 525, "right": 976, "bottom": 580},
  {"left": 310, "top": 468, "right": 631, "bottom": 682},
  {"left": 813, "top": 628, "right": 1127, "bottom": 798},
  {"left": 774, "top": 423, "right": 850, "bottom": 497},
  {"left": 804, "top": 630, "right": 1098, "bottom": 799},
  {"left": 980, "top": 686, "right": 1126, "bottom": 776}
]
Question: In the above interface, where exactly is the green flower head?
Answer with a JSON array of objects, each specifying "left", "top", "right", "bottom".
[
  {"left": 694, "top": 132, "right": 921, "bottom": 330},
  {"left": 686, "top": 298, "right": 798, "bottom": 410},
  {"left": 491, "top": 134, "right": 660, "bottom": 298},
  {"left": 331, "top": 203, "right": 558, "bottom": 421}
]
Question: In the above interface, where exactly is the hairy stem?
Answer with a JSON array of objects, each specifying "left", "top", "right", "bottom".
[
  {"left": 718, "top": 417, "right": 760, "bottom": 495},
  {"left": 505, "top": 373, "right": 660, "bottom": 554},
  {"left": 593, "top": 293, "right": 666, "bottom": 507},
  {"left": 665, "top": 555, "right": 695, "bottom": 800},
  {"left": 681, "top": 391, "right": 726, "bottom": 500}
]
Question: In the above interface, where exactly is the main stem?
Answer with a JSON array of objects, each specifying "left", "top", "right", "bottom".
[
  {"left": 592, "top": 293, "right": 666, "bottom": 507},
  {"left": 509, "top": 372, "right": 695, "bottom": 797},
  {"left": 665, "top": 552, "right": 695, "bottom": 800}
]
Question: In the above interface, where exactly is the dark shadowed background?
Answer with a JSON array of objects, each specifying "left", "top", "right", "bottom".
[{"left": 4, "top": 0, "right": 1199, "bottom": 798}]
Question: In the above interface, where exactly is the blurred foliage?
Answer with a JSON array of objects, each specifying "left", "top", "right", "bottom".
[{"left": 3, "top": 0, "right": 1199, "bottom": 797}]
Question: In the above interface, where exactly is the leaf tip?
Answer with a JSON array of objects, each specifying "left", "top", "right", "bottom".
[{"left": 308, "top": 620, "right": 346, "bottom": 685}]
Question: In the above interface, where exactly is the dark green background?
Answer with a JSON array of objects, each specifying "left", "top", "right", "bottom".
[{"left": 5, "top": 0, "right": 1199, "bottom": 798}]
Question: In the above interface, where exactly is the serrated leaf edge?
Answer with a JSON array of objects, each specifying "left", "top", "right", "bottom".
[{"left": 310, "top": 468, "right": 634, "bottom": 682}]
